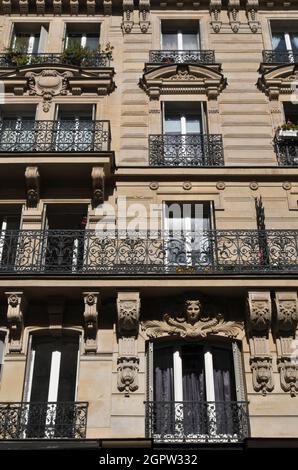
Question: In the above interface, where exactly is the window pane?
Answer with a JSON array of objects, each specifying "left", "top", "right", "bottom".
[
  {"left": 31, "top": 34, "right": 40, "bottom": 54},
  {"left": 164, "top": 113, "right": 181, "bottom": 134},
  {"left": 86, "top": 34, "right": 99, "bottom": 50},
  {"left": 272, "top": 32, "right": 287, "bottom": 51},
  {"left": 185, "top": 115, "right": 202, "bottom": 134},
  {"left": 212, "top": 347, "right": 236, "bottom": 402},
  {"left": 154, "top": 346, "right": 174, "bottom": 401},
  {"left": 182, "top": 33, "right": 198, "bottom": 50},
  {"left": 162, "top": 33, "right": 178, "bottom": 50},
  {"left": 67, "top": 34, "right": 82, "bottom": 48},
  {"left": 290, "top": 33, "right": 298, "bottom": 51},
  {"left": 14, "top": 34, "right": 30, "bottom": 51}
]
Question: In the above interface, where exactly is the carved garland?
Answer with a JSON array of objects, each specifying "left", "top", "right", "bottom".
[{"left": 25, "top": 69, "right": 72, "bottom": 112}]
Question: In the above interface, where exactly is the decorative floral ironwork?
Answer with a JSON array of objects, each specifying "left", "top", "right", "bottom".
[
  {"left": 275, "top": 139, "right": 298, "bottom": 166},
  {"left": 0, "top": 229, "right": 298, "bottom": 275},
  {"left": 145, "top": 401, "right": 249, "bottom": 443},
  {"left": 149, "top": 134, "right": 224, "bottom": 167},
  {"left": 0, "top": 52, "right": 110, "bottom": 67},
  {"left": 0, "top": 402, "right": 88, "bottom": 439},
  {"left": 262, "top": 50, "right": 298, "bottom": 64},
  {"left": 0, "top": 120, "right": 111, "bottom": 153},
  {"left": 149, "top": 50, "right": 215, "bottom": 65}
]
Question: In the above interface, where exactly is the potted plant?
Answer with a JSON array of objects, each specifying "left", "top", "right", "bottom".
[
  {"left": 276, "top": 121, "right": 298, "bottom": 139},
  {"left": 4, "top": 47, "right": 29, "bottom": 67},
  {"left": 62, "top": 43, "right": 93, "bottom": 66}
]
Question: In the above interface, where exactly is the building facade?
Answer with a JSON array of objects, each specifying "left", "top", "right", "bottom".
[{"left": 0, "top": 0, "right": 297, "bottom": 448}]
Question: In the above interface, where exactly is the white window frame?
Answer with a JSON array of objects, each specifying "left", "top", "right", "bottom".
[{"left": 161, "top": 27, "right": 200, "bottom": 51}]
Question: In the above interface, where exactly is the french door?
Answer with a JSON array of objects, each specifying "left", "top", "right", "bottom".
[
  {"left": 161, "top": 24, "right": 200, "bottom": 51},
  {"left": 0, "top": 213, "right": 21, "bottom": 270},
  {"left": 54, "top": 106, "right": 95, "bottom": 152},
  {"left": 163, "top": 202, "right": 213, "bottom": 271},
  {"left": 150, "top": 341, "right": 243, "bottom": 440},
  {"left": 23, "top": 333, "right": 80, "bottom": 438}
]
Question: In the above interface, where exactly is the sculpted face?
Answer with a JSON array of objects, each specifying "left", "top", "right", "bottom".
[{"left": 185, "top": 300, "right": 202, "bottom": 324}]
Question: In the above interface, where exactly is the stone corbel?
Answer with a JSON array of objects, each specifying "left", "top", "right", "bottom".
[
  {"left": 83, "top": 292, "right": 99, "bottom": 353},
  {"left": 139, "top": 0, "right": 150, "bottom": 33},
  {"left": 5, "top": 292, "right": 27, "bottom": 353},
  {"left": 25, "top": 166, "right": 40, "bottom": 208},
  {"left": 19, "top": 0, "right": 29, "bottom": 14},
  {"left": 91, "top": 167, "right": 105, "bottom": 207},
  {"left": 86, "top": 0, "right": 95, "bottom": 15},
  {"left": 275, "top": 292, "right": 298, "bottom": 397},
  {"left": 103, "top": 0, "right": 112, "bottom": 15},
  {"left": 210, "top": 0, "right": 222, "bottom": 33},
  {"left": 122, "top": 0, "right": 134, "bottom": 33},
  {"left": 70, "top": 0, "right": 79, "bottom": 15},
  {"left": 53, "top": 0, "right": 62, "bottom": 14},
  {"left": 117, "top": 292, "right": 140, "bottom": 338},
  {"left": 246, "top": 0, "right": 259, "bottom": 33},
  {"left": 2, "top": 0, "right": 12, "bottom": 14},
  {"left": 228, "top": 0, "right": 241, "bottom": 33},
  {"left": 117, "top": 356, "right": 139, "bottom": 396},
  {"left": 247, "top": 291, "right": 274, "bottom": 395},
  {"left": 36, "top": 0, "right": 45, "bottom": 15}
]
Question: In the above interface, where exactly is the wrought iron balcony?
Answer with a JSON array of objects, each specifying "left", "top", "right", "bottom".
[
  {"left": 275, "top": 138, "right": 298, "bottom": 166},
  {"left": 0, "top": 120, "right": 111, "bottom": 153},
  {"left": 262, "top": 50, "right": 298, "bottom": 64},
  {"left": 149, "top": 50, "right": 215, "bottom": 65},
  {"left": 1, "top": 229, "right": 298, "bottom": 275},
  {"left": 145, "top": 401, "right": 249, "bottom": 443},
  {"left": 0, "top": 402, "right": 88, "bottom": 439},
  {"left": 0, "top": 52, "right": 110, "bottom": 67},
  {"left": 149, "top": 134, "right": 224, "bottom": 167}
]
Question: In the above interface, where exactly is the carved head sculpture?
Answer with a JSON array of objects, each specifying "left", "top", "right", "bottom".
[{"left": 185, "top": 299, "right": 203, "bottom": 325}]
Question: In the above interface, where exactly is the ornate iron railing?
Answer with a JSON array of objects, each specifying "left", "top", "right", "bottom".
[
  {"left": 0, "top": 120, "right": 111, "bottom": 152},
  {"left": 145, "top": 401, "right": 249, "bottom": 443},
  {"left": 262, "top": 50, "right": 298, "bottom": 64},
  {"left": 149, "top": 50, "right": 215, "bottom": 64},
  {"left": 0, "top": 52, "right": 110, "bottom": 67},
  {"left": 275, "top": 139, "right": 298, "bottom": 166},
  {"left": 0, "top": 402, "right": 88, "bottom": 439},
  {"left": 0, "top": 229, "right": 298, "bottom": 275},
  {"left": 149, "top": 134, "right": 224, "bottom": 166}
]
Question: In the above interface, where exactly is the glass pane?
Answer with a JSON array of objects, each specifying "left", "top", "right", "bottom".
[
  {"left": 164, "top": 113, "right": 181, "bottom": 134},
  {"left": 290, "top": 32, "right": 298, "bottom": 51},
  {"left": 67, "top": 34, "right": 82, "bottom": 49},
  {"left": 86, "top": 34, "right": 99, "bottom": 50},
  {"left": 182, "top": 33, "right": 199, "bottom": 50},
  {"left": 14, "top": 34, "right": 30, "bottom": 52},
  {"left": 162, "top": 33, "right": 178, "bottom": 50},
  {"left": 272, "top": 32, "right": 287, "bottom": 51},
  {"left": 185, "top": 115, "right": 202, "bottom": 134},
  {"left": 32, "top": 34, "right": 40, "bottom": 54}
]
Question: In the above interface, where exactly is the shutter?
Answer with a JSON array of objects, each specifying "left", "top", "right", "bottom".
[
  {"left": 38, "top": 26, "right": 48, "bottom": 53},
  {"left": 146, "top": 341, "right": 154, "bottom": 401},
  {"left": 232, "top": 341, "right": 246, "bottom": 402},
  {"left": 23, "top": 334, "right": 34, "bottom": 401}
]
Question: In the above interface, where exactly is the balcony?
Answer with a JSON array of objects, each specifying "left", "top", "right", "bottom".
[
  {"left": 262, "top": 50, "right": 298, "bottom": 64},
  {"left": 0, "top": 52, "right": 110, "bottom": 68},
  {"left": 0, "top": 402, "right": 88, "bottom": 439},
  {"left": 145, "top": 401, "right": 249, "bottom": 443},
  {"left": 275, "top": 131, "right": 298, "bottom": 166},
  {"left": 149, "top": 134, "right": 224, "bottom": 167},
  {"left": 1, "top": 229, "right": 298, "bottom": 275},
  {"left": 0, "top": 120, "right": 111, "bottom": 153},
  {"left": 148, "top": 50, "right": 215, "bottom": 65}
]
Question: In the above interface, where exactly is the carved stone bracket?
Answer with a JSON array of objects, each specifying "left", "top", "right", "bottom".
[
  {"left": 25, "top": 70, "right": 72, "bottom": 112},
  {"left": 83, "top": 292, "right": 99, "bottom": 353},
  {"left": 247, "top": 291, "right": 274, "bottom": 395},
  {"left": 122, "top": 0, "right": 134, "bottom": 33},
  {"left": 275, "top": 292, "right": 298, "bottom": 397},
  {"left": 103, "top": 0, "right": 112, "bottom": 14},
  {"left": 142, "top": 297, "right": 243, "bottom": 339},
  {"left": 117, "top": 292, "right": 141, "bottom": 338},
  {"left": 91, "top": 167, "right": 105, "bottom": 207},
  {"left": 210, "top": 0, "right": 222, "bottom": 33},
  {"left": 5, "top": 292, "right": 27, "bottom": 353},
  {"left": 25, "top": 166, "right": 40, "bottom": 208},
  {"left": 139, "top": 0, "right": 150, "bottom": 33},
  {"left": 228, "top": 0, "right": 241, "bottom": 33},
  {"left": 246, "top": 0, "right": 259, "bottom": 33},
  {"left": 117, "top": 356, "right": 139, "bottom": 396}
]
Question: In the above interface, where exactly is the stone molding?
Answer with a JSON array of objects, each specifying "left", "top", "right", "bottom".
[
  {"left": 83, "top": 292, "right": 100, "bottom": 353},
  {"left": 25, "top": 166, "right": 40, "bottom": 208},
  {"left": 258, "top": 64, "right": 298, "bottom": 100},
  {"left": 5, "top": 291, "right": 27, "bottom": 353},
  {"left": 91, "top": 167, "right": 105, "bottom": 207},
  {"left": 117, "top": 356, "right": 139, "bottom": 396},
  {"left": 117, "top": 292, "right": 141, "bottom": 338},
  {"left": 26, "top": 69, "right": 72, "bottom": 112}
]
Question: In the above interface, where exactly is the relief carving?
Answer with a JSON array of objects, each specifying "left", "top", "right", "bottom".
[
  {"left": 5, "top": 292, "right": 27, "bottom": 353},
  {"left": 117, "top": 356, "right": 139, "bottom": 396},
  {"left": 117, "top": 292, "right": 141, "bottom": 337},
  {"left": 83, "top": 292, "right": 99, "bottom": 353},
  {"left": 25, "top": 70, "right": 73, "bottom": 112},
  {"left": 251, "top": 358, "right": 274, "bottom": 396}
]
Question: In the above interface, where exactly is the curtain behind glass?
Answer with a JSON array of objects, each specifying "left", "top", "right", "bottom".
[
  {"left": 272, "top": 33, "right": 286, "bottom": 51},
  {"left": 154, "top": 346, "right": 174, "bottom": 434},
  {"left": 212, "top": 346, "right": 236, "bottom": 435},
  {"left": 162, "top": 33, "right": 178, "bottom": 50},
  {"left": 290, "top": 33, "right": 298, "bottom": 51},
  {"left": 182, "top": 346, "right": 206, "bottom": 435}
]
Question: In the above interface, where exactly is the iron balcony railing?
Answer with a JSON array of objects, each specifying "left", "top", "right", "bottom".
[
  {"left": 149, "top": 134, "right": 224, "bottom": 167},
  {"left": 149, "top": 50, "right": 215, "bottom": 65},
  {"left": 0, "top": 52, "right": 110, "bottom": 67},
  {"left": 0, "top": 120, "right": 111, "bottom": 153},
  {"left": 262, "top": 50, "right": 298, "bottom": 64},
  {"left": 275, "top": 139, "right": 298, "bottom": 166},
  {"left": 0, "top": 229, "right": 298, "bottom": 275},
  {"left": 145, "top": 401, "right": 249, "bottom": 443},
  {"left": 0, "top": 402, "right": 88, "bottom": 439}
]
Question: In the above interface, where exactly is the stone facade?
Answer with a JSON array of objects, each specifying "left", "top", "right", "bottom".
[{"left": 0, "top": 1, "right": 297, "bottom": 443}]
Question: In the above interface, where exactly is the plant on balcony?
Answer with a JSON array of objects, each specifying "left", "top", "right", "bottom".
[
  {"left": 99, "top": 42, "right": 114, "bottom": 61},
  {"left": 276, "top": 120, "right": 298, "bottom": 139},
  {"left": 4, "top": 47, "right": 29, "bottom": 66},
  {"left": 62, "top": 42, "right": 114, "bottom": 67}
]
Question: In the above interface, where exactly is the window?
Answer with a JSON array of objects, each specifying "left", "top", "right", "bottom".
[
  {"left": 161, "top": 21, "right": 200, "bottom": 51},
  {"left": 23, "top": 332, "right": 80, "bottom": 438},
  {"left": 163, "top": 202, "right": 213, "bottom": 269},
  {"left": 271, "top": 21, "right": 298, "bottom": 54},
  {"left": 0, "top": 106, "right": 37, "bottom": 152},
  {"left": 11, "top": 24, "right": 48, "bottom": 53},
  {"left": 163, "top": 102, "right": 205, "bottom": 134},
  {"left": 53, "top": 104, "right": 95, "bottom": 152},
  {"left": 65, "top": 23, "right": 100, "bottom": 50},
  {"left": 149, "top": 340, "right": 245, "bottom": 440},
  {"left": 283, "top": 102, "right": 298, "bottom": 125},
  {"left": 0, "top": 205, "right": 22, "bottom": 270}
]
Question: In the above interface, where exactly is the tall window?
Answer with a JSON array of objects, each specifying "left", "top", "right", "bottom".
[
  {"left": 161, "top": 21, "right": 200, "bottom": 50},
  {"left": 271, "top": 21, "right": 298, "bottom": 53},
  {"left": 0, "top": 106, "right": 37, "bottom": 152},
  {"left": 0, "top": 205, "right": 22, "bottom": 270},
  {"left": 283, "top": 102, "right": 298, "bottom": 125},
  {"left": 65, "top": 24, "right": 100, "bottom": 50},
  {"left": 54, "top": 104, "right": 95, "bottom": 152},
  {"left": 149, "top": 340, "right": 245, "bottom": 440},
  {"left": 11, "top": 24, "right": 48, "bottom": 53},
  {"left": 163, "top": 102, "right": 205, "bottom": 135}
]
